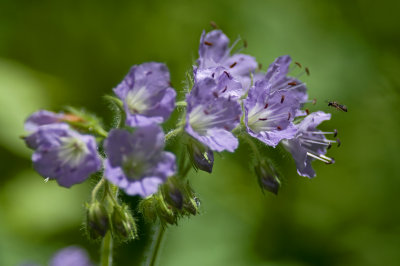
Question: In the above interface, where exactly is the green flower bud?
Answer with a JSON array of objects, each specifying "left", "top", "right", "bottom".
[
  {"left": 161, "top": 178, "right": 184, "bottom": 210},
  {"left": 111, "top": 204, "right": 138, "bottom": 242},
  {"left": 255, "top": 159, "right": 281, "bottom": 195},
  {"left": 138, "top": 196, "right": 158, "bottom": 223},
  {"left": 155, "top": 195, "right": 177, "bottom": 226},
  {"left": 181, "top": 181, "right": 200, "bottom": 216},
  {"left": 86, "top": 201, "right": 110, "bottom": 240}
]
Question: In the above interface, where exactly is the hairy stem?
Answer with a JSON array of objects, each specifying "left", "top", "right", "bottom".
[
  {"left": 91, "top": 178, "right": 106, "bottom": 203},
  {"left": 241, "top": 134, "right": 262, "bottom": 160},
  {"left": 144, "top": 223, "right": 166, "bottom": 266},
  {"left": 101, "top": 231, "right": 113, "bottom": 266},
  {"left": 175, "top": 101, "right": 187, "bottom": 107},
  {"left": 165, "top": 128, "right": 182, "bottom": 141}
]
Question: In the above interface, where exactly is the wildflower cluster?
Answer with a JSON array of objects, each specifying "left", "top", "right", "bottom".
[{"left": 23, "top": 27, "right": 341, "bottom": 263}]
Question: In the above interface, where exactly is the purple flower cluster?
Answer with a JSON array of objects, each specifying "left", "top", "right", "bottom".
[
  {"left": 24, "top": 28, "right": 338, "bottom": 199},
  {"left": 185, "top": 29, "right": 336, "bottom": 177},
  {"left": 24, "top": 63, "right": 177, "bottom": 197},
  {"left": 105, "top": 63, "right": 177, "bottom": 197}
]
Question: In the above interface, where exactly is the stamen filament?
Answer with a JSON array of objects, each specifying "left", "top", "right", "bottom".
[{"left": 306, "top": 152, "right": 330, "bottom": 163}]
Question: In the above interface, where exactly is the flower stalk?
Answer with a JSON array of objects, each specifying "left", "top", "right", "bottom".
[
  {"left": 144, "top": 223, "right": 166, "bottom": 266},
  {"left": 101, "top": 231, "right": 113, "bottom": 266}
]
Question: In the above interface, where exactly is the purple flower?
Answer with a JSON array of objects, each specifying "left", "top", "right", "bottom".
[
  {"left": 25, "top": 110, "right": 64, "bottom": 132},
  {"left": 113, "top": 62, "right": 176, "bottom": 127},
  {"left": 244, "top": 77, "right": 301, "bottom": 147},
  {"left": 282, "top": 111, "right": 336, "bottom": 178},
  {"left": 49, "top": 246, "right": 93, "bottom": 266},
  {"left": 255, "top": 55, "right": 308, "bottom": 103},
  {"left": 185, "top": 78, "right": 242, "bottom": 152},
  {"left": 196, "top": 30, "right": 258, "bottom": 94},
  {"left": 27, "top": 124, "right": 102, "bottom": 187},
  {"left": 194, "top": 67, "right": 244, "bottom": 99},
  {"left": 104, "top": 124, "right": 176, "bottom": 197},
  {"left": 24, "top": 110, "right": 65, "bottom": 149}
]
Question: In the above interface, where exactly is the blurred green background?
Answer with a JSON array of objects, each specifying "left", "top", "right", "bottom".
[{"left": 1, "top": 0, "right": 400, "bottom": 265}]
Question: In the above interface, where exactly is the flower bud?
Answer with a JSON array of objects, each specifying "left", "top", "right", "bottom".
[
  {"left": 187, "top": 139, "right": 214, "bottom": 173},
  {"left": 86, "top": 201, "right": 110, "bottom": 240},
  {"left": 138, "top": 196, "right": 158, "bottom": 223},
  {"left": 255, "top": 159, "right": 281, "bottom": 195},
  {"left": 183, "top": 196, "right": 200, "bottom": 216},
  {"left": 111, "top": 204, "right": 138, "bottom": 242},
  {"left": 155, "top": 196, "right": 177, "bottom": 226},
  {"left": 161, "top": 178, "right": 184, "bottom": 210},
  {"left": 161, "top": 178, "right": 200, "bottom": 216},
  {"left": 181, "top": 181, "right": 200, "bottom": 216}
]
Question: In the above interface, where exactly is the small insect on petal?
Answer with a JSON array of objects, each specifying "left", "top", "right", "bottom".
[
  {"left": 230, "top": 62, "right": 237, "bottom": 68},
  {"left": 204, "top": 41, "right": 213, "bottom": 46}
]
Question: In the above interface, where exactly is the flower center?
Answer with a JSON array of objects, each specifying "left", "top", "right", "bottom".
[
  {"left": 58, "top": 136, "right": 89, "bottom": 167},
  {"left": 189, "top": 105, "right": 220, "bottom": 135},
  {"left": 125, "top": 87, "right": 150, "bottom": 114},
  {"left": 122, "top": 155, "right": 149, "bottom": 180},
  {"left": 247, "top": 103, "right": 288, "bottom": 133}
]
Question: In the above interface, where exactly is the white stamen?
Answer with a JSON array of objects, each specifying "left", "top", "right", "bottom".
[
  {"left": 310, "top": 131, "right": 336, "bottom": 135},
  {"left": 125, "top": 87, "right": 150, "bottom": 114},
  {"left": 189, "top": 105, "right": 229, "bottom": 135},
  {"left": 320, "top": 154, "right": 333, "bottom": 161},
  {"left": 306, "top": 152, "right": 330, "bottom": 163},
  {"left": 58, "top": 136, "right": 89, "bottom": 167}
]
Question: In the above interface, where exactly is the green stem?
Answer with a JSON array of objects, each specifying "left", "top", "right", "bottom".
[
  {"left": 91, "top": 178, "right": 106, "bottom": 202},
  {"left": 145, "top": 223, "right": 166, "bottom": 266},
  {"left": 101, "top": 231, "right": 113, "bottom": 266},
  {"left": 175, "top": 101, "right": 187, "bottom": 107},
  {"left": 94, "top": 126, "right": 108, "bottom": 138},
  {"left": 106, "top": 182, "right": 119, "bottom": 206},
  {"left": 241, "top": 134, "right": 262, "bottom": 160},
  {"left": 165, "top": 128, "right": 182, "bottom": 141},
  {"left": 180, "top": 161, "right": 192, "bottom": 180}
]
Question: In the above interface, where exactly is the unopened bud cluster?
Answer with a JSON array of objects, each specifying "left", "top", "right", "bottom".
[
  {"left": 139, "top": 178, "right": 199, "bottom": 226},
  {"left": 85, "top": 185, "right": 137, "bottom": 242}
]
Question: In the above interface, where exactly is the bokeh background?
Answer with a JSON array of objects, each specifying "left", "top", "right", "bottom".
[{"left": 1, "top": 0, "right": 400, "bottom": 265}]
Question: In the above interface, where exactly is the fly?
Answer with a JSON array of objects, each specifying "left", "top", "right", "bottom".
[{"left": 328, "top": 101, "right": 348, "bottom": 112}]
